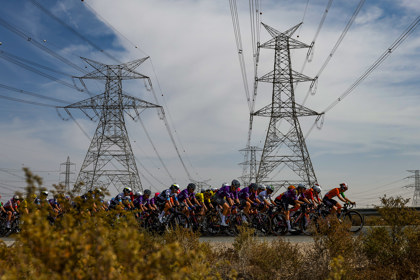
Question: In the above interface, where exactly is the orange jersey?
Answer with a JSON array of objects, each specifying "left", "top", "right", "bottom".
[
  {"left": 304, "top": 188, "right": 320, "bottom": 201},
  {"left": 324, "top": 188, "right": 341, "bottom": 199}
]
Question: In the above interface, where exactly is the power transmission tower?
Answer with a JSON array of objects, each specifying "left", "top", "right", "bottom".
[
  {"left": 65, "top": 57, "right": 161, "bottom": 194},
  {"left": 239, "top": 146, "right": 261, "bottom": 187},
  {"left": 252, "top": 23, "right": 321, "bottom": 189},
  {"left": 404, "top": 170, "right": 420, "bottom": 206},
  {"left": 60, "top": 156, "right": 75, "bottom": 192}
]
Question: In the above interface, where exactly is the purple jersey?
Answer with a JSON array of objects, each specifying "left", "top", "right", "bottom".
[
  {"left": 149, "top": 197, "right": 156, "bottom": 205},
  {"left": 282, "top": 189, "right": 298, "bottom": 202},
  {"left": 139, "top": 195, "right": 150, "bottom": 206},
  {"left": 216, "top": 185, "right": 238, "bottom": 200},
  {"left": 238, "top": 187, "right": 255, "bottom": 200},
  {"left": 177, "top": 189, "right": 194, "bottom": 203}
]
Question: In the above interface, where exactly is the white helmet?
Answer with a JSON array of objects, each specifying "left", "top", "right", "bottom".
[{"left": 313, "top": 184, "right": 322, "bottom": 194}]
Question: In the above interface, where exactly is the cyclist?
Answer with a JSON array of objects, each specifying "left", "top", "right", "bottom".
[
  {"left": 304, "top": 184, "right": 322, "bottom": 207},
  {"left": 278, "top": 185, "right": 305, "bottom": 233},
  {"left": 258, "top": 185, "right": 275, "bottom": 211},
  {"left": 323, "top": 183, "right": 355, "bottom": 216},
  {"left": 0, "top": 196, "right": 6, "bottom": 214},
  {"left": 178, "top": 183, "right": 200, "bottom": 217},
  {"left": 203, "top": 189, "right": 215, "bottom": 209},
  {"left": 156, "top": 184, "right": 180, "bottom": 223},
  {"left": 212, "top": 179, "right": 241, "bottom": 226},
  {"left": 238, "top": 183, "right": 260, "bottom": 216},
  {"left": 140, "top": 189, "right": 156, "bottom": 211},
  {"left": 4, "top": 195, "right": 20, "bottom": 229},
  {"left": 108, "top": 194, "right": 124, "bottom": 210}
]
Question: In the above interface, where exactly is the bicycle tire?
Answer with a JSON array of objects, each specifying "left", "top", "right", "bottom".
[
  {"left": 250, "top": 213, "right": 272, "bottom": 236},
  {"left": 271, "top": 213, "right": 287, "bottom": 236},
  {"left": 343, "top": 210, "right": 364, "bottom": 233},
  {"left": 168, "top": 212, "right": 190, "bottom": 230}
]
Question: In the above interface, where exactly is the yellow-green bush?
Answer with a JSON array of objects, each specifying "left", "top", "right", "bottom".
[{"left": 1, "top": 170, "right": 419, "bottom": 279}]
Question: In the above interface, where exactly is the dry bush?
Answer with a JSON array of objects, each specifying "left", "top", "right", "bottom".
[{"left": 361, "top": 195, "right": 420, "bottom": 279}]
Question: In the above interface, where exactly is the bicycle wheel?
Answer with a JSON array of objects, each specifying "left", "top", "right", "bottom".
[
  {"left": 168, "top": 212, "right": 190, "bottom": 230},
  {"left": 271, "top": 213, "right": 287, "bottom": 236},
  {"left": 227, "top": 212, "right": 250, "bottom": 236},
  {"left": 203, "top": 212, "right": 221, "bottom": 236},
  {"left": 250, "top": 213, "right": 272, "bottom": 236},
  {"left": 343, "top": 210, "right": 364, "bottom": 232}
]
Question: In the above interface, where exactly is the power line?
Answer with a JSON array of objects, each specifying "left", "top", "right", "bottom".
[
  {"left": 302, "top": 0, "right": 366, "bottom": 105},
  {"left": 229, "top": 0, "right": 252, "bottom": 112},
  {"left": 322, "top": 15, "right": 420, "bottom": 114},
  {"left": 29, "top": 0, "right": 120, "bottom": 64},
  {"left": 0, "top": 83, "right": 69, "bottom": 104},
  {"left": 0, "top": 94, "right": 59, "bottom": 107}
]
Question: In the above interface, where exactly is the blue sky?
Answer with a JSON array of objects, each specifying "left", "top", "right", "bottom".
[{"left": 0, "top": 0, "right": 419, "bottom": 206}]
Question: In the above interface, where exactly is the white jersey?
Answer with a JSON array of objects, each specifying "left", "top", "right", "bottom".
[{"left": 258, "top": 190, "right": 272, "bottom": 202}]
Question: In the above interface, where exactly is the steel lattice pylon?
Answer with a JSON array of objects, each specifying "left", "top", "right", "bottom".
[
  {"left": 66, "top": 57, "right": 161, "bottom": 193},
  {"left": 253, "top": 23, "right": 320, "bottom": 188},
  {"left": 404, "top": 170, "right": 420, "bottom": 206}
]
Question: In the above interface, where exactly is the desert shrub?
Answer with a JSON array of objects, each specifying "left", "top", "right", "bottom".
[
  {"left": 361, "top": 195, "right": 420, "bottom": 279},
  {"left": 223, "top": 226, "right": 304, "bottom": 280}
]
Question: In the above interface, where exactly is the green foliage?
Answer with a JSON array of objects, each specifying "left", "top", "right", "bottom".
[
  {"left": 361, "top": 195, "right": 420, "bottom": 279},
  {"left": 1, "top": 170, "right": 419, "bottom": 279}
]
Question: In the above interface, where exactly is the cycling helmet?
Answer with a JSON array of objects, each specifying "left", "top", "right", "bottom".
[
  {"left": 123, "top": 187, "right": 132, "bottom": 193},
  {"left": 339, "top": 183, "right": 348, "bottom": 191},
  {"left": 170, "top": 184, "right": 180, "bottom": 191},
  {"left": 312, "top": 184, "right": 322, "bottom": 194},
  {"left": 155, "top": 192, "right": 160, "bottom": 197},
  {"left": 231, "top": 179, "right": 241, "bottom": 189},
  {"left": 222, "top": 183, "right": 229, "bottom": 188},
  {"left": 13, "top": 195, "right": 19, "bottom": 200},
  {"left": 116, "top": 194, "right": 123, "bottom": 201},
  {"left": 124, "top": 196, "right": 131, "bottom": 201},
  {"left": 297, "top": 184, "right": 307, "bottom": 190},
  {"left": 266, "top": 185, "right": 275, "bottom": 192},
  {"left": 144, "top": 189, "right": 152, "bottom": 196},
  {"left": 288, "top": 185, "right": 296, "bottom": 190},
  {"left": 187, "top": 183, "right": 196, "bottom": 191},
  {"left": 41, "top": 190, "right": 49, "bottom": 196},
  {"left": 212, "top": 188, "right": 218, "bottom": 192},
  {"left": 249, "top": 183, "right": 259, "bottom": 191},
  {"left": 134, "top": 191, "right": 142, "bottom": 197},
  {"left": 258, "top": 184, "right": 266, "bottom": 190}
]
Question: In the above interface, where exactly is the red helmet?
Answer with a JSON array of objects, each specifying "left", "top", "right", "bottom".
[
  {"left": 339, "top": 183, "right": 348, "bottom": 191},
  {"left": 155, "top": 192, "right": 160, "bottom": 197}
]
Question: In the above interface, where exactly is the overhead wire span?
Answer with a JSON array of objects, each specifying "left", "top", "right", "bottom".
[
  {"left": 298, "top": 0, "right": 334, "bottom": 79},
  {"left": 302, "top": 0, "right": 366, "bottom": 105},
  {"left": 322, "top": 15, "right": 420, "bottom": 114},
  {"left": 137, "top": 117, "right": 176, "bottom": 182},
  {"left": 0, "top": 17, "right": 86, "bottom": 73},
  {"left": 0, "top": 51, "right": 84, "bottom": 91},
  {"left": 0, "top": 94, "right": 59, "bottom": 108},
  {"left": 229, "top": 0, "right": 252, "bottom": 112},
  {"left": 295, "top": 0, "right": 311, "bottom": 39},
  {"left": 0, "top": 83, "right": 69, "bottom": 104},
  {"left": 304, "top": 15, "right": 420, "bottom": 140},
  {"left": 29, "top": 0, "right": 121, "bottom": 64},
  {"left": 82, "top": 1, "right": 148, "bottom": 57}
]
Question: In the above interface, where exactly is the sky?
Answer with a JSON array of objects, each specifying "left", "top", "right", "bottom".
[{"left": 0, "top": 0, "right": 419, "bottom": 207}]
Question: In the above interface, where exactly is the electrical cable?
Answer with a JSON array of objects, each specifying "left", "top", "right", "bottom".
[
  {"left": 29, "top": 0, "right": 120, "bottom": 64},
  {"left": 302, "top": 0, "right": 366, "bottom": 105},
  {"left": 0, "top": 83, "right": 69, "bottom": 104}
]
